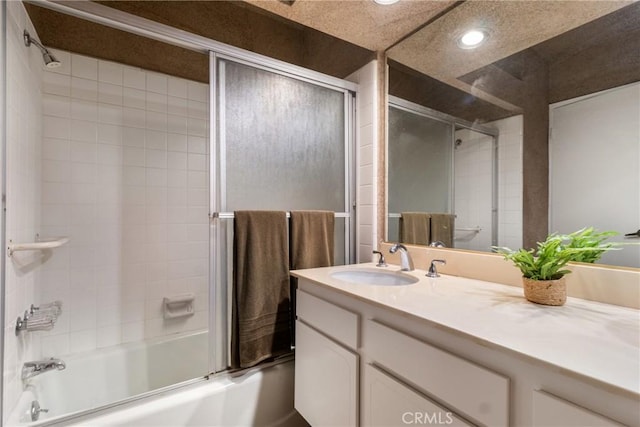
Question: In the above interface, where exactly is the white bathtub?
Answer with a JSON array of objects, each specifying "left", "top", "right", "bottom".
[
  {"left": 62, "top": 361, "right": 307, "bottom": 427},
  {"left": 8, "top": 331, "right": 207, "bottom": 424},
  {"left": 8, "top": 331, "right": 306, "bottom": 426}
]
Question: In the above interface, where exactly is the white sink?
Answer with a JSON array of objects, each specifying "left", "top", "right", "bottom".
[{"left": 330, "top": 268, "right": 419, "bottom": 286}]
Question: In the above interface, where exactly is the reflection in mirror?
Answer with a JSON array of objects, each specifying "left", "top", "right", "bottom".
[
  {"left": 453, "top": 126, "right": 497, "bottom": 252},
  {"left": 385, "top": 1, "right": 639, "bottom": 267},
  {"left": 387, "top": 98, "right": 498, "bottom": 251},
  {"left": 387, "top": 101, "right": 453, "bottom": 245},
  {"left": 549, "top": 83, "right": 640, "bottom": 268}
]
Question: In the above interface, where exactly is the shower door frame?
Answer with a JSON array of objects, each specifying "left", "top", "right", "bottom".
[
  {"left": 0, "top": 1, "right": 7, "bottom": 417},
  {"left": 209, "top": 51, "right": 357, "bottom": 373},
  {"left": 387, "top": 95, "right": 499, "bottom": 247}
]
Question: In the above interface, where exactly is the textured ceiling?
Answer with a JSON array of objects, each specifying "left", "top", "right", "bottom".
[
  {"left": 245, "top": 0, "right": 458, "bottom": 51},
  {"left": 28, "top": 0, "right": 638, "bottom": 112},
  {"left": 389, "top": 1, "right": 640, "bottom": 123},
  {"left": 385, "top": 0, "right": 632, "bottom": 110},
  {"left": 242, "top": 0, "right": 634, "bottom": 111}
]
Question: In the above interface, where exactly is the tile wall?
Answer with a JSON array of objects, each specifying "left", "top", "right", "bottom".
[
  {"left": 453, "top": 115, "right": 524, "bottom": 252},
  {"left": 451, "top": 116, "right": 523, "bottom": 252},
  {"left": 494, "top": 115, "right": 524, "bottom": 250},
  {"left": 3, "top": 1, "right": 43, "bottom": 420},
  {"left": 347, "top": 60, "right": 378, "bottom": 262},
  {"left": 453, "top": 129, "right": 494, "bottom": 251},
  {"left": 36, "top": 49, "right": 210, "bottom": 356}
]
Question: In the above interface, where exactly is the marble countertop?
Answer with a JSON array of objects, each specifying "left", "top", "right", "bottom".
[{"left": 291, "top": 263, "right": 640, "bottom": 396}]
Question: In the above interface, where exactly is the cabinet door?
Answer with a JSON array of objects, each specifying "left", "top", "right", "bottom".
[
  {"left": 295, "top": 321, "right": 358, "bottom": 427},
  {"left": 363, "top": 364, "right": 473, "bottom": 427},
  {"left": 367, "top": 319, "right": 509, "bottom": 426},
  {"left": 532, "top": 390, "right": 623, "bottom": 426}
]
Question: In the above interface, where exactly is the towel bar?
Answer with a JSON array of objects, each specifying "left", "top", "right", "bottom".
[
  {"left": 212, "top": 212, "right": 349, "bottom": 219},
  {"left": 455, "top": 227, "right": 482, "bottom": 232}
]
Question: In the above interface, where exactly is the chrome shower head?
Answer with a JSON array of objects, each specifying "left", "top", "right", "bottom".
[{"left": 23, "top": 30, "right": 61, "bottom": 69}]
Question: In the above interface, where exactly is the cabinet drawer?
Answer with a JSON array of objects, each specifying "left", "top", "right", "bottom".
[
  {"left": 297, "top": 290, "right": 358, "bottom": 349},
  {"left": 295, "top": 320, "right": 358, "bottom": 427},
  {"left": 364, "top": 364, "right": 473, "bottom": 427},
  {"left": 532, "top": 390, "right": 623, "bottom": 426},
  {"left": 367, "top": 319, "right": 509, "bottom": 426}
]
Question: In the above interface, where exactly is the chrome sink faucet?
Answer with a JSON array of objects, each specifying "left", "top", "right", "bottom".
[
  {"left": 22, "top": 358, "right": 66, "bottom": 381},
  {"left": 372, "top": 250, "right": 387, "bottom": 267},
  {"left": 427, "top": 259, "right": 447, "bottom": 278},
  {"left": 389, "top": 244, "right": 415, "bottom": 271}
]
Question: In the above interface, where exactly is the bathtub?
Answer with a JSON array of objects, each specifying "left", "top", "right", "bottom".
[
  {"left": 62, "top": 361, "right": 306, "bottom": 427},
  {"left": 7, "top": 331, "right": 306, "bottom": 426}
]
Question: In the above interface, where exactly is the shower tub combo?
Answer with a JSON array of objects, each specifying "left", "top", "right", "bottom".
[{"left": 7, "top": 331, "right": 305, "bottom": 427}]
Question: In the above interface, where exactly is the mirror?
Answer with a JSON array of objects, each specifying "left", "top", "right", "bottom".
[{"left": 385, "top": 1, "right": 640, "bottom": 267}]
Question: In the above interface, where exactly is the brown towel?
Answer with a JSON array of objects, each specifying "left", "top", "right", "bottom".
[
  {"left": 289, "top": 210, "right": 335, "bottom": 347},
  {"left": 430, "top": 213, "right": 455, "bottom": 247},
  {"left": 290, "top": 210, "right": 335, "bottom": 270},
  {"left": 232, "top": 210, "right": 291, "bottom": 369},
  {"left": 400, "top": 212, "right": 431, "bottom": 245}
]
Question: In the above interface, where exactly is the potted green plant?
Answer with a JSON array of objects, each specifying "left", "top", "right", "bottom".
[{"left": 494, "top": 228, "right": 619, "bottom": 306}]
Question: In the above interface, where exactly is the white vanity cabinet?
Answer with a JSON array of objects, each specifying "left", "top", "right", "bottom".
[
  {"left": 292, "top": 266, "right": 640, "bottom": 427},
  {"left": 294, "top": 290, "right": 359, "bottom": 427}
]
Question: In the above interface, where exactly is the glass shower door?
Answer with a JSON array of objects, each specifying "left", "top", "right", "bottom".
[
  {"left": 387, "top": 97, "right": 498, "bottom": 249},
  {"left": 210, "top": 55, "right": 354, "bottom": 371},
  {"left": 387, "top": 104, "right": 454, "bottom": 243}
]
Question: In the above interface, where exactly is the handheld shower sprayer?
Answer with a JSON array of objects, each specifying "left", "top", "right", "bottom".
[{"left": 23, "top": 30, "right": 61, "bottom": 69}]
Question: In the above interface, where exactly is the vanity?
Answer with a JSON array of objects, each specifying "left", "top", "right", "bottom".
[{"left": 291, "top": 263, "right": 640, "bottom": 426}]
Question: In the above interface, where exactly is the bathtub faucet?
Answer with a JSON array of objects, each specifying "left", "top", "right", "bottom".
[{"left": 22, "top": 358, "right": 66, "bottom": 381}]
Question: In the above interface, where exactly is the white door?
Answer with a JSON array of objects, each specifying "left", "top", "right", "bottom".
[{"left": 550, "top": 83, "right": 640, "bottom": 268}]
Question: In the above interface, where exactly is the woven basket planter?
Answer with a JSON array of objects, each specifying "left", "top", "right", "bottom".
[{"left": 522, "top": 276, "right": 567, "bottom": 306}]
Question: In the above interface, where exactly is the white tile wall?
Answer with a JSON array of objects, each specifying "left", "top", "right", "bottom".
[
  {"left": 454, "top": 129, "right": 494, "bottom": 251},
  {"left": 346, "top": 60, "right": 379, "bottom": 262},
  {"left": 37, "top": 50, "right": 210, "bottom": 357},
  {"left": 3, "top": 1, "right": 44, "bottom": 421},
  {"left": 492, "top": 115, "right": 524, "bottom": 249}
]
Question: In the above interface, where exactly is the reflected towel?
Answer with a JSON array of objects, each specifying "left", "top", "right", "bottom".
[
  {"left": 430, "top": 213, "right": 455, "bottom": 247},
  {"left": 400, "top": 212, "right": 431, "bottom": 245},
  {"left": 232, "top": 210, "right": 291, "bottom": 369}
]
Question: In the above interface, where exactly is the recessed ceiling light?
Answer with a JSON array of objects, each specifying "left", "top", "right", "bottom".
[
  {"left": 373, "top": 0, "right": 399, "bottom": 5},
  {"left": 457, "top": 29, "right": 489, "bottom": 49}
]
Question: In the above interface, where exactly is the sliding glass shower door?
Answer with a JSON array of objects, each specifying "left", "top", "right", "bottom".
[
  {"left": 387, "top": 96, "right": 498, "bottom": 250},
  {"left": 209, "top": 54, "right": 355, "bottom": 371},
  {"left": 387, "top": 104, "right": 454, "bottom": 242}
]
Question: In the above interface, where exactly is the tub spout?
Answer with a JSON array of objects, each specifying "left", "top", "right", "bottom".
[{"left": 22, "top": 358, "right": 66, "bottom": 381}]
